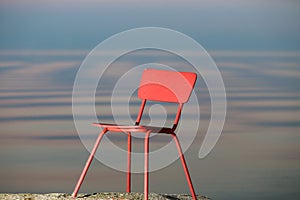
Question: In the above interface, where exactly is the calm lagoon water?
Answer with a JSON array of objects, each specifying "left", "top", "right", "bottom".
[{"left": 0, "top": 50, "right": 299, "bottom": 200}]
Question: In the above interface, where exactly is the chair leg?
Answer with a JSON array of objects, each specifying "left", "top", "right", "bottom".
[
  {"left": 172, "top": 134, "right": 197, "bottom": 200},
  {"left": 126, "top": 132, "right": 132, "bottom": 193},
  {"left": 72, "top": 128, "right": 108, "bottom": 198},
  {"left": 144, "top": 131, "right": 151, "bottom": 200}
]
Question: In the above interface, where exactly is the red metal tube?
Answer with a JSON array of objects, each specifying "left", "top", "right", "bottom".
[
  {"left": 135, "top": 99, "right": 146, "bottom": 125},
  {"left": 144, "top": 131, "right": 151, "bottom": 200},
  {"left": 126, "top": 132, "right": 132, "bottom": 193},
  {"left": 72, "top": 128, "right": 107, "bottom": 198},
  {"left": 172, "top": 134, "right": 197, "bottom": 200}
]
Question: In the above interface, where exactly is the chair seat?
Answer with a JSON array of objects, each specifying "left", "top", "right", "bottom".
[{"left": 92, "top": 122, "right": 174, "bottom": 134}]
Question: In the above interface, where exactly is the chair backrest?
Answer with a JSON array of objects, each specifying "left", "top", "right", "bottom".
[
  {"left": 138, "top": 68, "right": 197, "bottom": 103},
  {"left": 136, "top": 68, "right": 197, "bottom": 128}
]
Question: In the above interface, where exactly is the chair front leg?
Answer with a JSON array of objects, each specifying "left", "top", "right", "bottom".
[
  {"left": 171, "top": 133, "right": 197, "bottom": 200},
  {"left": 126, "top": 132, "right": 132, "bottom": 193},
  {"left": 144, "top": 130, "right": 151, "bottom": 200},
  {"left": 72, "top": 128, "right": 108, "bottom": 198}
]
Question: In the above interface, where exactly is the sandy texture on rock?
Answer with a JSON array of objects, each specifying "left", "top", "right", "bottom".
[{"left": 0, "top": 193, "right": 210, "bottom": 200}]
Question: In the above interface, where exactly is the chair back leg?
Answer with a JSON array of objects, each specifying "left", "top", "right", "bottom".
[{"left": 172, "top": 134, "right": 197, "bottom": 200}]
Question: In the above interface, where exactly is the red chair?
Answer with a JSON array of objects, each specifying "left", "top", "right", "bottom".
[{"left": 72, "top": 68, "right": 197, "bottom": 200}]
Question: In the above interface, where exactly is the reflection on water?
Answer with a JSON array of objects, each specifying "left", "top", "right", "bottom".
[{"left": 0, "top": 50, "right": 299, "bottom": 200}]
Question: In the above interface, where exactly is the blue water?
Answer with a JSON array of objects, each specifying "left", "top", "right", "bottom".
[{"left": 0, "top": 49, "right": 299, "bottom": 200}]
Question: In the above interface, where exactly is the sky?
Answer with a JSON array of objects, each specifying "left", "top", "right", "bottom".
[
  {"left": 1, "top": 0, "right": 300, "bottom": 50},
  {"left": 0, "top": 1, "right": 300, "bottom": 200}
]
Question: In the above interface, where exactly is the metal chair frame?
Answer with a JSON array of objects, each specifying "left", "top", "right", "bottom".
[{"left": 72, "top": 69, "right": 197, "bottom": 200}]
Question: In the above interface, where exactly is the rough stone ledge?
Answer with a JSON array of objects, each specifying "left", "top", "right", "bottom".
[{"left": 0, "top": 193, "right": 210, "bottom": 200}]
